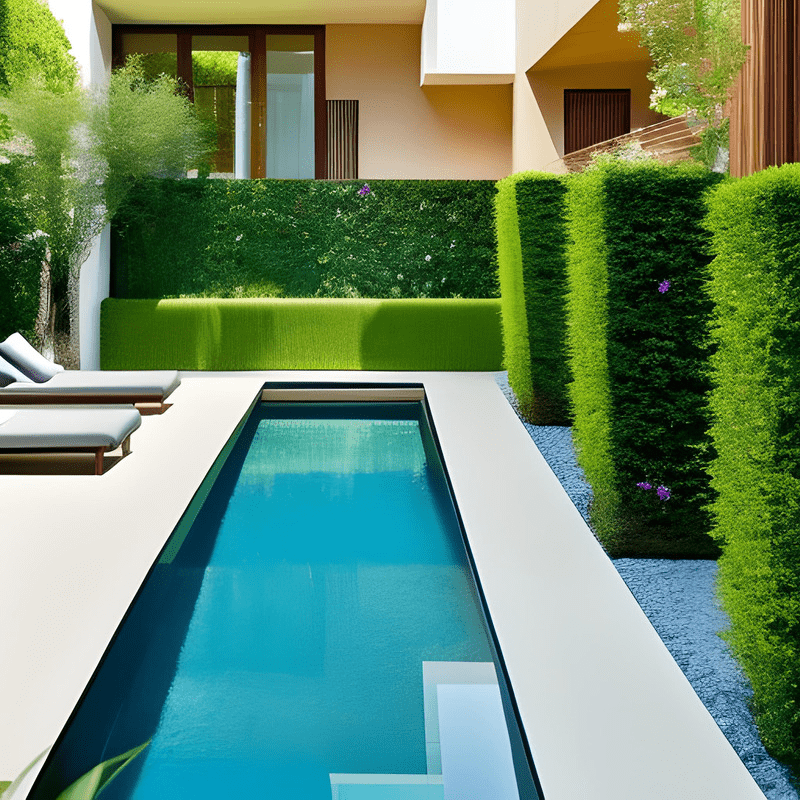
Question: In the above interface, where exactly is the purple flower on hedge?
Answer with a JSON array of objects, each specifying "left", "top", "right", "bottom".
[
  {"left": 357, "top": 184, "right": 371, "bottom": 196},
  {"left": 658, "top": 279, "right": 671, "bottom": 293},
  {"left": 656, "top": 485, "right": 671, "bottom": 501},
  {"left": 636, "top": 481, "right": 652, "bottom": 491}
]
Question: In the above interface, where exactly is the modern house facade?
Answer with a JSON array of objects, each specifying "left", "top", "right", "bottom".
[{"left": 45, "top": 0, "right": 665, "bottom": 369}]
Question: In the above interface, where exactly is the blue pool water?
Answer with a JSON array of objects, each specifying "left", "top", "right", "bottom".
[{"left": 33, "top": 403, "right": 536, "bottom": 800}]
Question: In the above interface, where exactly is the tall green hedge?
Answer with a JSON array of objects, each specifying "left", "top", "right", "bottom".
[
  {"left": 100, "top": 297, "right": 502, "bottom": 371},
  {"left": 495, "top": 171, "right": 570, "bottom": 424},
  {"left": 111, "top": 178, "right": 498, "bottom": 300},
  {"left": 566, "top": 160, "right": 723, "bottom": 557},
  {"left": 705, "top": 164, "right": 800, "bottom": 770}
]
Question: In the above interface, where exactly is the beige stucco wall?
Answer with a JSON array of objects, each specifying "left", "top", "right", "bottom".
[
  {"left": 526, "top": 61, "right": 664, "bottom": 169},
  {"left": 513, "top": 0, "right": 599, "bottom": 172},
  {"left": 512, "top": 0, "right": 667, "bottom": 172},
  {"left": 326, "top": 25, "right": 512, "bottom": 179}
]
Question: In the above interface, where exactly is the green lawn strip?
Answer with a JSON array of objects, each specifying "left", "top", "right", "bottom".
[
  {"left": 100, "top": 297, "right": 502, "bottom": 371},
  {"left": 705, "top": 164, "right": 800, "bottom": 771}
]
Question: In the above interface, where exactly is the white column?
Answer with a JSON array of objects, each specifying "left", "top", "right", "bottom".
[{"left": 235, "top": 52, "right": 252, "bottom": 179}]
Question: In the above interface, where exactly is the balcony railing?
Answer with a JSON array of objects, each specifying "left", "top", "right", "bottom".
[{"left": 547, "top": 114, "right": 708, "bottom": 173}]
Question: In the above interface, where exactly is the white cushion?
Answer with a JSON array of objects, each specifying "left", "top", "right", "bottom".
[
  {"left": 0, "top": 354, "right": 34, "bottom": 386},
  {"left": 0, "top": 333, "right": 63, "bottom": 383}
]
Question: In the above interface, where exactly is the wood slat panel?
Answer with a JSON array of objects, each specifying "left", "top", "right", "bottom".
[
  {"left": 730, "top": 0, "right": 799, "bottom": 176},
  {"left": 327, "top": 100, "right": 359, "bottom": 179},
  {"left": 564, "top": 89, "right": 631, "bottom": 154}
]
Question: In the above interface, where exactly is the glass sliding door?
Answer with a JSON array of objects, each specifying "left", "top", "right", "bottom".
[
  {"left": 265, "top": 35, "right": 315, "bottom": 179},
  {"left": 192, "top": 36, "right": 250, "bottom": 178}
]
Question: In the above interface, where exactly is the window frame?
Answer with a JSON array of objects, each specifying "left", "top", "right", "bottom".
[{"left": 112, "top": 24, "right": 327, "bottom": 179}]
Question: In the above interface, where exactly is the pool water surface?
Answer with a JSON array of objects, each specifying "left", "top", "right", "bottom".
[{"left": 30, "top": 402, "right": 536, "bottom": 800}]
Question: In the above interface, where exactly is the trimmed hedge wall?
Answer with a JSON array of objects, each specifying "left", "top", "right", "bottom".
[
  {"left": 100, "top": 297, "right": 502, "bottom": 371},
  {"left": 705, "top": 164, "right": 800, "bottom": 770},
  {"left": 495, "top": 171, "right": 571, "bottom": 424},
  {"left": 111, "top": 178, "right": 498, "bottom": 300},
  {"left": 566, "top": 161, "right": 723, "bottom": 557}
]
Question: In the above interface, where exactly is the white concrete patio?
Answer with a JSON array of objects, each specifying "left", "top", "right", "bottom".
[{"left": 0, "top": 371, "right": 766, "bottom": 799}]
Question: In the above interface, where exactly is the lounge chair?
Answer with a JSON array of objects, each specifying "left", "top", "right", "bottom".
[
  {"left": 0, "top": 406, "right": 142, "bottom": 475},
  {"left": 0, "top": 334, "right": 180, "bottom": 412}
]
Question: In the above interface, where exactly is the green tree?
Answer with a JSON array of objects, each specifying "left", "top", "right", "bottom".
[
  {"left": 0, "top": 57, "right": 212, "bottom": 363},
  {"left": 618, "top": 0, "right": 748, "bottom": 170},
  {"left": 0, "top": 0, "right": 78, "bottom": 138},
  {"left": 0, "top": 0, "right": 78, "bottom": 343}
]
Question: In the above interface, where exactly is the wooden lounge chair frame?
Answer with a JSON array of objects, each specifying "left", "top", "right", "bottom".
[{"left": 1, "top": 435, "right": 133, "bottom": 475}]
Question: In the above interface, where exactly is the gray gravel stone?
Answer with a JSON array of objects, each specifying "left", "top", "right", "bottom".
[{"left": 494, "top": 372, "right": 798, "bottom": 799}]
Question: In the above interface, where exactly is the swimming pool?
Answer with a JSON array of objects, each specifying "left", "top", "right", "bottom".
[{"left": 28, "top": 391, "right": 540, "bottom": 799}]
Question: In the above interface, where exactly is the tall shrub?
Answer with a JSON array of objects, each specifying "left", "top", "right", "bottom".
[
  {"left": 0, "top": 57, "right": 212, "bottom": 363},
  {"left": 0, "top": 0, "right": 78, "bottom": 346},
  {"left": 705, "top": 164, "right": 800, "bottom": 770},
  {"left": 566, "top": 160, "right": 722, "bottom": 557},
  {"left": 0, "top": 0, "right": 77, "bottom": 99},
  {"left": 495, "top": 171, "right": 570, "bottom": 424},
  {"left": 618, "top": 0, "right": 747, "bottom": 170}
]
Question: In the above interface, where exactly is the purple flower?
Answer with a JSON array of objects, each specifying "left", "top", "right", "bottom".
[
  {"left": 357, "top": 184, "right": 371, "bottom": 196},
  {"left": 658, "top": 279, "right": 671, "bottom": 293},
  {"left": 656, "top": 485, "right": 671, "bottom": 501},
  {"left": 636, "top": 482, "right": 652, "bottom": 490}
]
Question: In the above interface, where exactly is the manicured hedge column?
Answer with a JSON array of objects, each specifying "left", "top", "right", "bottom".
[
  {"left": 705, "top": 164, "right": 800, "bottom": 770},
  {"left": 566, "top": 161, "right": 722, "bottom": 557},
  {"left": 495, "top": 172, "right": 571, "bottom": 424}
]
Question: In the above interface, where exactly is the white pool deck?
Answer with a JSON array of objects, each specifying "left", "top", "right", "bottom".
[{"left": 0, "top": 371, "right": 766, "bottom": 800}]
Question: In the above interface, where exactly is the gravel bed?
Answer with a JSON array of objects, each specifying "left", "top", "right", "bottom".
[{"left": 494, "top": 373, "right": 798, "bottom": 799}]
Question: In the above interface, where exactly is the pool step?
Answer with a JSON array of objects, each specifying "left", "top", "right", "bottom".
[{"left": 330, "top": 661, "right": 520, "bottom": 800}]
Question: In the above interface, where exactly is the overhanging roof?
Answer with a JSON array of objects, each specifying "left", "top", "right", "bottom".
[
  {"left": 531, "top": 0, "right": 649, "bottom": 71},
  {"left": 95, "top": 0, "right": 426, "bottom": 25}
]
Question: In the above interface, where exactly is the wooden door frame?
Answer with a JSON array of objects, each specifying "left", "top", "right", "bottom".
[{"left": 112, "top": 24, "right": 327, "bottom": 179}]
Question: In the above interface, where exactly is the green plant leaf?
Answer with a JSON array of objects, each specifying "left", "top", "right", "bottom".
[
  {"left": 54, "top": 740, "right": 150, "bottom": 800},
  {"left": 0, "top": 749, "right": 50, "bottom": 800}
]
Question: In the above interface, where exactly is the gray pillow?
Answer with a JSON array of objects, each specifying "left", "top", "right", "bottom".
[
  {"left": 0, "top": 333, "right": 63, "bottom": 383},
  {"left": 0, "top": 353, "right": 34, "bottom": 386}
]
